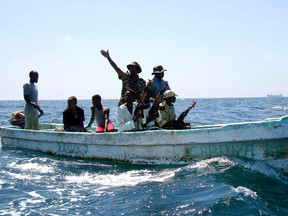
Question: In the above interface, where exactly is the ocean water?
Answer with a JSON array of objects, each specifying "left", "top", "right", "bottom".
[{"left": 0, "top": 97, "right": 288, "bottom": 215}]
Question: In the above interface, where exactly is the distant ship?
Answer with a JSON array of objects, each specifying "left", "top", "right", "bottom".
[{"left": 267, "top": 93, "right": 283, "bottom": 97}]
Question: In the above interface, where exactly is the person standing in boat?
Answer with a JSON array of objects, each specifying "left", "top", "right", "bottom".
[
  {"left": 147, "top": 65, "right": 171, "bottom": 99},
  {"left": 155, "top": 90, "right": 191, "bottom": 129},
  {"left": 23, "top": 70, "right": 44, "bottom": 130},
  {"left": 115, "top": 90, "right": 145, "bottom": 132},
  {"left": 85, "top": 94, "right": 115, "bottom": 133},
  {"left": 100, "top": 50, "right": 146, "bottom": 106},
  {"left": 63, "top": 96, "right": 86, "bottom": 132}
]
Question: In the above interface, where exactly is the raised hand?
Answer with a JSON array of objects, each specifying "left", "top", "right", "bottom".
[{"left": 100, "top": 50, "right": 109, "bottom": 58}]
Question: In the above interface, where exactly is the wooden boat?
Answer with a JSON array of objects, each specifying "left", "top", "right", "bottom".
[{"left": 1, "top": 116, "right": 288, "bottom": 166}]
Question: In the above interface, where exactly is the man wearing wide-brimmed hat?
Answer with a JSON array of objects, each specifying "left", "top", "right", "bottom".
[
  {"left": 155, "top": 90, "right": 177, "bottom": 128},
  {"left": 101, "top": 50, "right": 146, "bottom": 106},
  {"left": 147, "top": 65, "right": 170, "bottom": 99},
  {"left": 155, "top": 90, "right": 191, "bottom": 129}
]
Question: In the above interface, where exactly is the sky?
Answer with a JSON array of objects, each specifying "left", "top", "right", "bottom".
[{"left": 0, "top": 0, "right": 287, "bottom": 100}]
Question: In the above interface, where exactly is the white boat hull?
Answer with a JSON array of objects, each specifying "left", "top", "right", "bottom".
[{"left": 1, "top": 116, "right": 288, "bottom": 165}]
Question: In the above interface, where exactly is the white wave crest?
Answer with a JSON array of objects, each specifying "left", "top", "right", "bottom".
[
  {"left": 65, "top": 169, "right": 177, "bottom": 187},
  {"left": 270, "top": 106, "right": 288, "bottom": 111},
  {"left": 186, "top": 157, "right": 236, "bottom": 171},
  {"left": 232, "top": 186, "right": 258, "bottom": 199},
  {"left": 8, "top": 162, "right": 54, "bottom": 174}
]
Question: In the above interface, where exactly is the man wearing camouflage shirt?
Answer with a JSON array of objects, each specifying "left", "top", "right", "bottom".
[{"left": 101, "top": 50, "right": 146, "bottom": 106}]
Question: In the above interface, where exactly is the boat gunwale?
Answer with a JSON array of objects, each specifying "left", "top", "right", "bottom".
[{"left": 1, "top": 114, "right": 287, "bottom": 134}]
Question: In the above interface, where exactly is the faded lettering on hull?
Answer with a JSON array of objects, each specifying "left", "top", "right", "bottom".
[
  {"left": 58, "top": 143, "right": 88, "bottom": 156},
  {"left": 188, "top": 142, "right": 286, "bottom": 159}
]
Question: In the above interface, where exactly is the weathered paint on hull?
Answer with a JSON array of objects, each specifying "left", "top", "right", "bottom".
[{"left": 1, "top": 116, "right": 288, "bottom": 164}]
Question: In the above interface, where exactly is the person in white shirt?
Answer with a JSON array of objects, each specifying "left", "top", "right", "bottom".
[
  {"left": 116, "top": 90, "right": 144, "bottom": 132},
  {"left": 23, "top": 70, "right": 44, "bottom": 130}
]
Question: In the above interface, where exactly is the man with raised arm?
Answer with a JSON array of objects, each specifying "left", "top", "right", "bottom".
[{"left": 100, "top": 50, "right": 146, "bottom": 106}]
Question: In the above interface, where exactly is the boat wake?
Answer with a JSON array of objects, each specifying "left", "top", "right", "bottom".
[
  {"left": 65, "top": 168, "right": 178, "bottom": 188},
  {"left": 230, "top": 157, "right": 288, "bottom": 185},
  {"left": 231, "top": 186, "right": 258, "bottom": 199},
  {"left": 269, "top": 106, "right": 288, "bottom": 111},
  {"left": 175, "top": 157, "right": 288, "bottom": 185}
]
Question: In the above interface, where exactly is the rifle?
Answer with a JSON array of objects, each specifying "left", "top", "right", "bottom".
[
  {"left": 177, "top": 101, "right": 196, "bottom": 122},
  {"left": 153, "top": 84, "right": 169, "bottom": 107},
  {"left": 133, "top": 89, "right": 147, "bottom": 121},
  {"left": 145, "top": 84, "right": 169, "bottom": 125}
]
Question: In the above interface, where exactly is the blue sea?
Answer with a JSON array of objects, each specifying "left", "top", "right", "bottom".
[{"left": 0, "top": 97, "right": 288, "bottom": 215}]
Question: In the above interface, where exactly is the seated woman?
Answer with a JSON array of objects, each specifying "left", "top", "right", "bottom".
[
  {"left": 86, "top": 94, "right": 114, "bottom": 133},
  {"left": 63, "top": 96, "right": 86, "bottom": 132}
]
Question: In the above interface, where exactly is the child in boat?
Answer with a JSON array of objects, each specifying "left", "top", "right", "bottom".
[
  {"left": 63, "top": 96, "right": 86, "bottom": 132},
  {"left": 155, "top": 90, "right": 191, "bottom": 129},
  {"left": 86, "top": 94, "right": 114, "bottom": 133}
]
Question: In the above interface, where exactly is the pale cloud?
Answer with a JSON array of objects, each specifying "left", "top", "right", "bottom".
[
  {"left": 266, "top": 54, "right": 274, "bottom": 61},
  {"left": 11, "top": 59, "right": 27, "bottom": 66},
  {"left": 59, "top": 35, "right": 72, "bottom": 42}
]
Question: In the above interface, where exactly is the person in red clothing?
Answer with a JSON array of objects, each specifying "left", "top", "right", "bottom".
[{"left": 86, "top": 94, "right": 114, "bottom": 133}]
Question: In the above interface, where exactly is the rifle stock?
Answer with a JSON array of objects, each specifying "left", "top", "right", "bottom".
[{"left": 133, "top": 90, "right": 147, "bottom": 120}]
